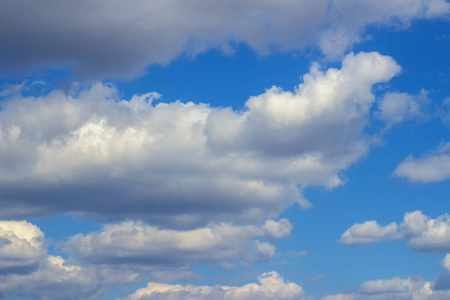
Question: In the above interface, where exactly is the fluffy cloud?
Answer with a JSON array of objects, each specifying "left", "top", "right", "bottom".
[
  {"left": 0, "top": 220, "right": 138, "bottom": 300},
  {"left": 393, "top": 142, "right": 450, "bottom": 183},
  {"left": 0, "top": 52, "right": 400, "bottom": 225},
  {"left": 0, "top": 0, "right": 447, "bottom": 78},
  {"left": 60, "top": 219, "right": 292, "bottom": 269},
  {"left": 122, "top": 271, "right": 310, "bottom": 300},
  {"left": 340, "top": 211, "right": 450, "bottom": 252},
  {"left": 0, "top": 220, "right": 46, "bottom": 274},
  {"left": 323, "top": 276, "right": 450, "bottom": 300},
  {"left": 339, "top": 221, "right": 401, "bottom": 245}
]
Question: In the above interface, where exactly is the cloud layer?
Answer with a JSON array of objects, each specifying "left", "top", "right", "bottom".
[
  {"left": 0, "top": 0, "right": 447, "bottom": 78},
  {"left": 0, "top": 52, "right": 400, "bottom": 226}
]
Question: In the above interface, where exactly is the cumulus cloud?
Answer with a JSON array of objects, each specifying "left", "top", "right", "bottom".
[
  {"left": 0, "top": 220, "right": 46, "bottom": 274},
  {"left": 393, "top": 141, "right": 450, "bottom": 183},
  {"left": 339, "top": 221, "right": 401, "bottom": 245},
  {"left": 0, "top": 220, "right": 138, "bottom": 300},
  {"left": 0, "top": 52, "right": 400, "bottom": 226},
  {"left": 340, "top": 211, "right": 450, "bottom": 252},
  {"left": 60, "top": 219, "right": 292, "bottom": 269},
  {"left": 323, "top": 276, "right": 450, "bottom": 300},
  {"left": 122, "top": 271, "right": 310, "bottom": 300},
  {"left": 0, "top": 0, "right": 447, "bottom": 78}
]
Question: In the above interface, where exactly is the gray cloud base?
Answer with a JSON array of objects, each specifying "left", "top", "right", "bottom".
[{"left": 0, "top": 0, "right": 447, "bottom": 79}]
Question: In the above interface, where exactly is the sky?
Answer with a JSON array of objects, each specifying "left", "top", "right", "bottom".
[{"left": 0, "top": 1, "right": 449, "bottom": 299}]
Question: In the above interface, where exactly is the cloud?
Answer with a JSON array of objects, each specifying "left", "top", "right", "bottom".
[
  {"left": 440, "top": 97, "right": 450, "bottom": 126},
  {"left": 375, "top": 90, "right": 429, "bottom": 126},
  {"left": 0, "top": 220, "right": 138, "bottom": 300},
  {"left": 122, "top": 271, "right": 310, "bottom": 300},
  {"left": 393, "top": 142, "right": 450, "bottom": 183},
  {"left": 60, "top": 219, "right": 291, "bottom": 269},
  {"left": 305, "top": 274, "right": 324, "bottom": 284},
  {"left": 0, "top": 0, "right": 447, "bottom": 78},
  {"left": 0, "top": 52, "right": 400, "bottom": 226},
  {"left": 323, "top": 276, "right": 450, "bottom": 300},
  {"left": 0, "top": 220, "right": 46, "bottom": 274},
  {"left": 340, "top": 211, "right": 450, "bottom": 252},
  {"left": 339, "top": 221, "right": 401, "bottom": 245}
]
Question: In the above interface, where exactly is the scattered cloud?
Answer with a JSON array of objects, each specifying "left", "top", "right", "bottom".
[
  {"left": 376, "top": 90, "right": 430, "bottom": 126},
  {"left": 0, "top": 52, "right": 400, "bottom": 226},
  {"left": 0, "top": 0, "right": 447, "bottom": 78},
  {"left": 305, "top": 274, "right": 324, "bottom": 284},
  {"left": 340, "top": 210, "right": 450, "bottom": 252},
  {"left": 393, "top": 141, "right": 450, "bottom": 183},
  {"left": 121, "top": 271, "right": 310, "bottom": 300},
  {"left": 339, "top": 221, "right": 401, "bottom": 245}
]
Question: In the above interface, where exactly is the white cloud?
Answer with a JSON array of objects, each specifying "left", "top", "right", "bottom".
[
  {"left": 394, "top": 142, "right": 450, "bottom": 183},
  {"left": 122, "top": 271, "right": 310, "bottom": 300},
  {"left": 339, "top": 221, "right": 401, "bottom": 245},
  {"left": 340, "top": 211, "right": 450, "bottom": 252},
  {"left": 323, "top": 276, "right": 450, "bottom": 300},
  {"left": 0, "top": 220, "right": 46, "bottom": 272},
  {"left": 376, "top": 90, "right": 429, "bottom": 126},
  {"left": 441, "top": 254, "right": 450, "bottom": 271},
  {"left": 0, "top": 52, "right": 401, "bottom": 226},
  {"left": 0, "top": 220, "right": 138, "bottom": 300},
  {"left": 0, "top": 0, "right": 447, "bottom": 78},
  {"left": 60, "top": 219, "right": 292, "bottom": 269}
]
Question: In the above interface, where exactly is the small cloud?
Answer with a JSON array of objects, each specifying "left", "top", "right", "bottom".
[{"left": 305, "top": 274, "right": 324, "bottom": 284}]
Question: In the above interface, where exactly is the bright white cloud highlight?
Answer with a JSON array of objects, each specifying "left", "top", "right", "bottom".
[
  {"left": 340, "top": 211, "right": 450, "bottom": 252},
  {"left": 0, "top": 0, "right": 447, "bottom": 78},
  {"left": 0, "top": 220, "right": 46, "bottom": 272},
  {"left": 0, "top": 52, "right": 401, "bottom": 225},
  {"left": 60, "top": 219, "right": 292, "bottom": 268},
  {"left": 122, "top": 271, "right": 309, "bottom": 300},
  {"left": 394, "top": 142, "right": 450, "bottom": 183}
]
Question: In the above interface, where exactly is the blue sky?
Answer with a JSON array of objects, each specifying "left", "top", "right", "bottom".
[{"left": 0, "top": 1, "right": 450, "bottom": 299}]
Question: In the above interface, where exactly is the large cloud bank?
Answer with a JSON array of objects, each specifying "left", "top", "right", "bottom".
[
  {"left": 0, "top": 52, "right": 400, "bottom": 226},
  {"left": 0, "top": 0, "right": 447, "bottom": 78}
]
